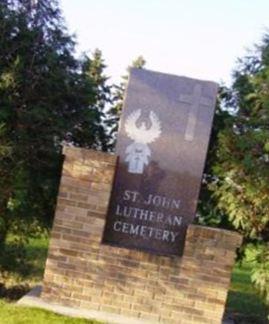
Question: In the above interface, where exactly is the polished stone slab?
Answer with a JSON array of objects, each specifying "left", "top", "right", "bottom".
[{"left": 103, "top": 68, "right": 218, "bottom": 256}]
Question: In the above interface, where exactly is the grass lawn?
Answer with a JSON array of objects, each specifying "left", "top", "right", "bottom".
[
  {"left": 0, "top": 300, "right": 100, "bottom": 324},
  {"left": 225, "top": 263, "right": 268, "bottom": 323},
  {"left": 0, "top": 235, "right": 268, "bottom": 323}
]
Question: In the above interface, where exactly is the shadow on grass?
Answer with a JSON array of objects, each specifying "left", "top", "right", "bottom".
[
  {"left": 225, "top": 263, "right": 268, "bottom": 324},
  {"left": 0, "top": 283, "right": 30, "bottom": 301},
  {"left": 0, "top": 236, "right": 49, "bottom": 289},
  {"left": 225, "top": 290, "right": 268, "bottom": 324}
]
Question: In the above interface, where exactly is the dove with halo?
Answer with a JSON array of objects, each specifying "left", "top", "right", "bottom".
[{"left": 124, "top": 109, "right": 161, "bottom": 174}]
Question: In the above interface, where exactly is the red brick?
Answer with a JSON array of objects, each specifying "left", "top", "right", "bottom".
[{"left": 42, "top": 147, "right": 241, "bottom": 324}]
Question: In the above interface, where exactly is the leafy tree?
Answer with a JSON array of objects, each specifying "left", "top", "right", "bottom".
[
  {"left": 0, "top": 0, "right": 111, "bottom": 256},
  {"left": 205, "top": 34, "right": 269, "bottom": 307},
  {"left": 197, "top": 87, "right": 233, "bottom": 229}
]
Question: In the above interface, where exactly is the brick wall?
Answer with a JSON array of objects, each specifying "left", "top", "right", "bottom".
[{"left": 42, "top": 146, "right": 242, "bottom": 324}]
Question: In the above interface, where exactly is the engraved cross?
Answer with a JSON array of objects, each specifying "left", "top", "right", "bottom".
[{"left": 180, "top": 84, "right": 213, "bottom": 141}]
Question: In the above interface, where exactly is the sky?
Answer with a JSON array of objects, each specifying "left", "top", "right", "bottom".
[{"left": 59, "top": 0, "right": 269, "bottom": 85}]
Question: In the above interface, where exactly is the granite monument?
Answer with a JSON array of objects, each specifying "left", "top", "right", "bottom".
[
  {"left": 40, "top": 69, "right": 242, "bottom": 324},
  {"left": 103, "top": 68, "right": 218, "bottom": 255}
]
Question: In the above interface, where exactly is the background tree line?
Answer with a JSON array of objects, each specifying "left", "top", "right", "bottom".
[{"left": 0, "top": 0, "right": 268, "bottom": 313}]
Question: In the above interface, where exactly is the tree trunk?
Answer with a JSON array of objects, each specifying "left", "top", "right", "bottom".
[{"left": 0, "top": 193, "right": 11, "bottom": 249}]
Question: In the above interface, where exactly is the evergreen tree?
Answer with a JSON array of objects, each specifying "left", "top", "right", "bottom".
[
  {"left": 0, "top": 0, "right": 111, "bottom": 252},
  {"left": 68, "top": 49, "right": 113, "bottom": 151}
]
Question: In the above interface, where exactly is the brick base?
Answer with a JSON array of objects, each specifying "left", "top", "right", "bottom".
[{"left": 42, "top": 147, "right": 242, "bottom": 324}]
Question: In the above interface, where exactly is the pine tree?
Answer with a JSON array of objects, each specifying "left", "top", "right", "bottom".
[
  {"left": 68, "top": 49, "right": 113, "bottom": 151},
  {"left": 0, "top": 1, "right": 111, "bottom": 251}
]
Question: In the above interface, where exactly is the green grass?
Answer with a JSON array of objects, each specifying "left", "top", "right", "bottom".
[
  {"left": 0, "top": 235, "right": 49, "bottom": 290},
  {"left": 24, "top": 236, "right": 49, "bottom": 281},
  {"left": 0, "top": 300, "right": 100, "bottom": 324},
  {"left": 0, "top": 235, "right": 268, "bottom": 323},
  {"left": 225, "top": 263, "right": 268, "bottom": 323}
]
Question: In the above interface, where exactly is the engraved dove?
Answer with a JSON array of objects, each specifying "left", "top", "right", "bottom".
[{"left": 124, "top": 109, "right": 161, "bottom": 174}]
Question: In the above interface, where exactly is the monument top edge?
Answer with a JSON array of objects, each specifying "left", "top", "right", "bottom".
[{"left": 129, "top": 67, "right": 219, "bottom": 88}]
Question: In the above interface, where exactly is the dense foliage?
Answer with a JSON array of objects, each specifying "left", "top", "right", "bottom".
[
  {"left": 0, "top": 0, "right": 112, "bottom": 257},
  {"left": 199, "top": 35, "right": 269, "bottom": 308}
]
